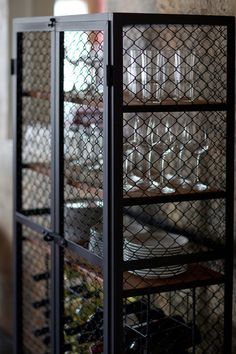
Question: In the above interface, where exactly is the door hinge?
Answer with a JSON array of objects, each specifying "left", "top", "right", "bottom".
[
  {"left": 106, "top": 64, "right": 113, "bottom": 87},
  {"left": 48, "top": 17, "right": 56, "bottom": 28},
  {"left": 43, "top": 230, "right": 67, "bottom": 248},
  {"left": 11, "top": 58, "right": 17, "bottom": 76}
]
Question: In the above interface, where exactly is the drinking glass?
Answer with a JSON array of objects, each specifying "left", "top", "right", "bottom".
[
  {"left": 185, "top": 117, "right": 210, "bottom": 191},
  {"left": 141, "top": 50, "right": 167, "bottom": 103},
  {"left": 124, "top": 49, "right": 167, "bottom": 103},
  {"left": 146, "top": 114, "right": 176, "bottom": 193},
  {"left": 124, "top": 49, "right": 143, "bottom": 101},
  {"left": 123, "top": 114, "right": 149, "bottom": 191},
  {"left": 164, "top": 48, "right": 196, "bottom": 102},
  {"left": 174, "top": 115, "right": 193, "bottom": 191}
]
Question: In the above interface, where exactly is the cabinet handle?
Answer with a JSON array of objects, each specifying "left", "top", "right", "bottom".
[{"left": 43, "top": 231, "right": 67, "bottom": 248}]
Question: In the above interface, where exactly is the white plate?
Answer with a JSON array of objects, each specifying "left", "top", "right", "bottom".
[
  {"left": 124, "top": 233, "right": 188, "bottom": 249},
  {"left": 124, "top": 247, "right": 182, "bottom": 256},
  {"left": 129, "top": 265, "right": 187, "bottom": 279}
]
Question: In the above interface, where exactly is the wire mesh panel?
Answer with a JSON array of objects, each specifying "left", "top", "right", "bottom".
[
  {"left": 20, "top": 31, "right": 51, "bottom": 228},
  {"left": 123, "top": 111, "right": 226, "bottom": 196},
  {"left": 122, "top": 284, "right": 224, "bottom": 354},
  {"left": 64, "top": 250, "right": 104, "bottom": 353},
  {"left": 63, "top": 30, "right": 104, "bottom": 250},
  {"left": 123, "top": 24, "right": 227, "bottom": 105},
  {"left": 123, "top": 198, "right": 225, "bottom": 259},
  {"left": 62, "top": 29, "right": 105, "bottom": 353},
  {"left": 21, "top": 225, "right": 51, "bottom": 354}
]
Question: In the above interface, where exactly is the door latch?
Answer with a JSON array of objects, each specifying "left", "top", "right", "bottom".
[
  {"left": 43, "top": 230, "right": 67, "bottom": 248},
  {"left": 48, "top": 18, "right": 56, "bottom": 28}
]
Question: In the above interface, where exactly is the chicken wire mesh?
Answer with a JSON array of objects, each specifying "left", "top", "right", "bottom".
[
  {"left": 63, "top": 30, "right": 104, "bottom": 249},
  {"left": 20, "top": 31, "right": 51, "bottom": 228},
  {"left": 123, "top": 111, "right": 226, "bottom": 196},
  {"left": 64, "top": 250, "right": 104, "bottom": 353},
  {"left": 22, "top": 225, "right": 51, "bottom": 354},
  {"left": 122, "top": 198, "right": 224, "bottom": 289},
  {"left": 123, "top": 24, "right": 227, "bottom": 105},
  {"left": 123, "top": 284, "right": 224, "bottom": 354}
]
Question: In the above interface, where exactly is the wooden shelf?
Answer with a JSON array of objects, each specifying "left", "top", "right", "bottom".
[
  {"left": 22, "top": 91, "right": 225, "bottom": 110},
  {"left": 68, "top": 260, "right": 224, "bottom": 295},
  {"left": 123, "top": 264, "right": 224, "bottom": 295},
  {"left": 23, "top": 162, "right": 103, "bottom": 200},
  {"left": 22, "top": 91, "right": 103, "bottom": 109},
  {"left": 123, "top": 92, "right": 225, "bottom": 107},
  {"left": 23, "top": 162, "right": 224, "bottom": 203}
]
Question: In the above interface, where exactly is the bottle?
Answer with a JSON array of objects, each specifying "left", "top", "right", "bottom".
[
  {"left": 32, "top": 298, "right": 49, "bottom": 309},
  {"left": 32, "top": 272, "right": 50, "bottom": 281},
  {"left": 65, "top": 308, "right": 103, "bottom": 337},
  {"left": 34, "top": 326, "right": 49, "bottom": 337},
  {"left": 63, "top": 343, "right": 72, "bottom": 352},
  {"left": 43, "top": 336, "right": 50, "bottom": 346}
]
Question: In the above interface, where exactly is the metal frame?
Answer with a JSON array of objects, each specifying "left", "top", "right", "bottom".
[{"left": 12, "top": 13, "right": 235, "bottom": 354}]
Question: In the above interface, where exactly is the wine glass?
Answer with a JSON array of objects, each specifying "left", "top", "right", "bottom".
[
  {"left": 123, "top": 114, "right": 149, "bottom": 192},
  {"left": 174, "top": 115, "right": 193, "bottom": 191},
  {"left": 146, "top": 114, "right": 176, "bottom": 193},
  {"left": 185, "top": 117, "right": 210, "bottom": 191}
]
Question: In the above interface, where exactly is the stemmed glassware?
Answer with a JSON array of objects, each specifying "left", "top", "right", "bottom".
[
  {"left": 185, "top": 117, "right": 210, "bottom": 191},
  {"left": 175, "top": 114, "right": 210, "bottom": 191},
  {"left": 174, "top": 116, "right": 192, "bottom": 191},
  {"left": 123, "top": 114, "right": 149, "bottom": 192},
  {"left": 146, "top": 114, "right": 176, "bottom": 194}
]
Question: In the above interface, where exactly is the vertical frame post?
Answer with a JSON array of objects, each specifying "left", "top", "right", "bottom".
[
  {"left": 51, "top": 25, "right": 65, "bottom": 354},
  {"left": 103, "top": 18, "right": 112, "bottom": 354},
  {"left": 13, "top": 30, "right": 23, "bottom": 354},
  {"left": 224, "top": 18, "right": 235, "bottom": 354},
  {"left": 110, "top": 13, "right": 124, "bottom": 354}
]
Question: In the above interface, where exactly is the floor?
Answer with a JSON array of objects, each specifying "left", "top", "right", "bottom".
[{"left": 0, "top": 329, "right": 12, "bottom": 354}]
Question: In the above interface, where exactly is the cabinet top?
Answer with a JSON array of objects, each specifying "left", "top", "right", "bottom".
[{"left": 13, "top": 12, "right": 235, "bottom": 26}]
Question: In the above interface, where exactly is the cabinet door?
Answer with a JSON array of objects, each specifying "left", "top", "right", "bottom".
[
  {"left": 13, "top": 23, "right": 53, "bottom": 354},
  {"left": 57, "top": 21, "right": 109, "bottom": 354}
]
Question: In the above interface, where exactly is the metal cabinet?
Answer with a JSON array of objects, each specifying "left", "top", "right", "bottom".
[{"left": 13, "top": 13, "right": 235, "bottom": 354}]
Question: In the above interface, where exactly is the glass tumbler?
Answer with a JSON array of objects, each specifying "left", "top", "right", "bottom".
[
  {"left": 163, "top": 48, "right": 196, "bottom": 102},
  {"left": 124, "top": 49, "right": 143, "bottom": 101},
  {"left": 141, "top": 50, "right": 167, "bottom": 103}
]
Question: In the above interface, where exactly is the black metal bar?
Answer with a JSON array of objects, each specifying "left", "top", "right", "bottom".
[
  {"left": 103, "top": 20, "right": 112, "bottom": 354},
  {"left": 114, "top": 12, "right": 234, "bottom": 26},
  {"left": 122, "top": 191, "right": 226, "bottom": 206},
  {"left": 50, "top": 28, "right": 64, "bottom": 354},
  {"left": 146, "top": 294, "right": 150, "bottom": 354},
  {"left": 123, "top": 250, "right": 224, "bottom": 271},
  {"left": 22, "top": 208, "right": 51, "bottom": 216},
  {"left": 192, "top": 288, "right": 196, "bottom": 354},
  {"left": 16, "top": 212, "right": 49, "bottom": 235},
  {"left": 123, "top": 278, "right": 225, "bottom": 298},
  {"left": 13, "top": 31, "right": 23, "bottom": 354},
  {"left": 111, "top": 14, "right": 124, "bottom": 354},
  {"left": 123, "top": 103, "right": 227, "bottom": 113},
  {"left": 224, "top": 19, "right": 235, "bottom": 354},
  {"left": 66, "top": 240, "right": 103, "bottom": 268}
]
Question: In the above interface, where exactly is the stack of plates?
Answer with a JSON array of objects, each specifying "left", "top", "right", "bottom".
[{"left": 124, "top": 229, "right": 189, "bottom": 279}]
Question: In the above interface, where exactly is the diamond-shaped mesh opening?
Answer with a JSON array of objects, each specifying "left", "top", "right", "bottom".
[
  {"left": 63, "top": 31, "right": 104, "bottom": 249},
  {"left": 22, "top": 225, "right": 51, "bottom": 354},
  {"left": 20, "top": 31, "right": 51, "bottom": 228},
  {"left": 123, "top": 111, "right": 225, "bottom": 196},
  {"left": 64, "top": 250, "right": 103, "bottom": 353},
  {"left": 123, "top": 284, "right": 224, "bottom": 353},
  {"left": 123, "top": 25, "right": 227, "bottom": 105}
]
